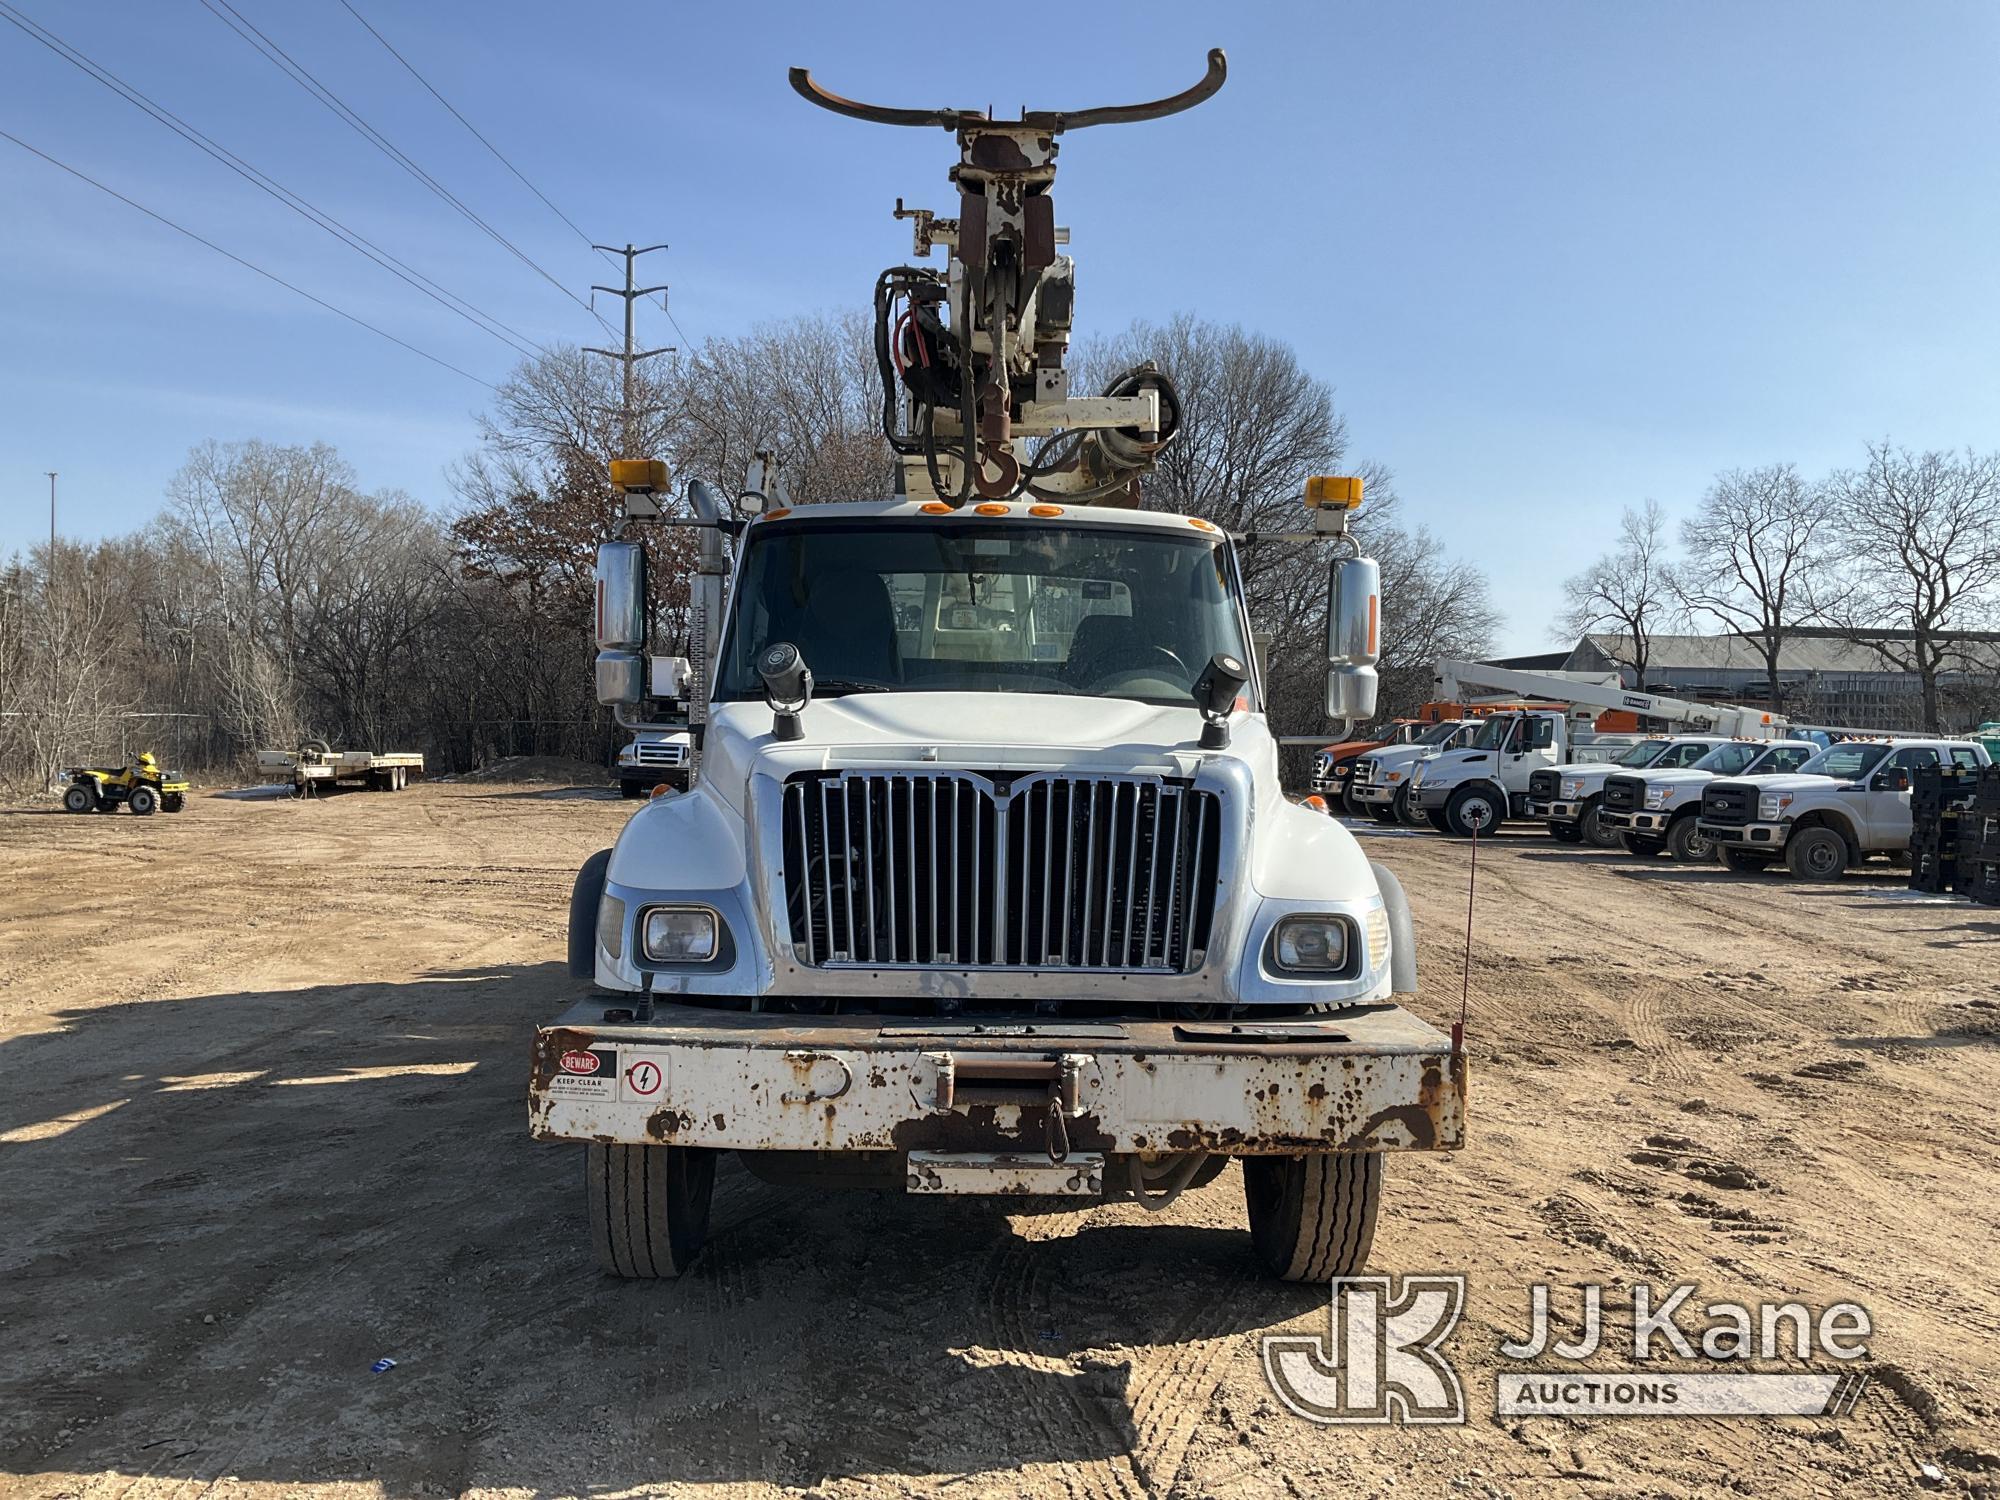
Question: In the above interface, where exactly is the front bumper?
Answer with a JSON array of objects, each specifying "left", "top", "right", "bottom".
[
  {"left": 1352, "top": 782, "right": 1399, "bottom": 806},
  {"left": 529, "top": 997, "right": 1467, "bottom": 1158},
  {"left": 1601, "top": 809, "right": 1670, "bottom": 833},
  {"left": 1700, "top": 819, "right": 1790, "bottom": 848},
  {"left": 1524, "top": 798, "right": 1581, "bottom": 822}
]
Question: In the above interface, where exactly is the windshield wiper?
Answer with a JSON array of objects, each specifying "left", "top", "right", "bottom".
[{"left": 813, "top": 678, "right": 893, "bottom": 696}]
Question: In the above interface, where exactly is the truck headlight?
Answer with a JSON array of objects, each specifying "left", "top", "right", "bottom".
[
  {"left": 642, "top": 906, "right": 719, "bottom": 963},
  {"left": 1560, "top": 777, "right": 1585, "bottom": 798},
  {"left": 1269, "top": 915, "right": 1352, "bottom": 975},
  {"left": 1644, "top": 787, "right": 1674, "bottom": 810},
  {"left": 1757, "top": 792, "right": 1792, "bottom": 820}
]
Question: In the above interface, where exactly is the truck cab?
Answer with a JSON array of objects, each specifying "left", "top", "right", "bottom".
[
  {"left": 1698, "top": 738, "right": 1994, "bottom": 878},
  {"left": 1349, "top": 719, "right": 1484, "bottom": 824},
  {"left": 1522, "top": 735, "right": 1735, "bottom": 847},
  {"left": 1406, "top": 709, "right": 1570, "bottom": 836},
  {"left": 1310, "top": 718, "right": 1426, "bottom": 810},
  {"left": 1599, "top": 739, "right": 1819, "bottom": 861},
  {"left": 535, "top": 496, "right": 1466, "bottom": 1283}
]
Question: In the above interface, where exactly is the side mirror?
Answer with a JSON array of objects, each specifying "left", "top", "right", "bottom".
[
  {"left": 594, "top": 541, "right": 646, "bottom": 707},
  {"left": 595, "top": 542, "right": 646, "bottom": 650},
  {"left": 1326, "top": 556, "right": 1380, "bottom": 667},
  {"left": 1326, "top": 665, "right": 1378, "bottom": 723}
]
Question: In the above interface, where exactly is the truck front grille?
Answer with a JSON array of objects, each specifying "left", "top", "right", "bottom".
[
  {"left": 1528, "top": 769, "right": 1559, "bottom": 801},
  {"left": 1353, "top": 759, "right": 1377, "bottom": 786},
  {"left": 781, "top": 771, "right": 1221, "bottom": 972},
  {"left": 632, "top": 741, "right": 687, "bottom": 766},
  {"left": 1603, "top": 775, "right": 1644, "bottom": 812},
  {"left": 1702, "top": 783, "right": 1755, "bottom": 825}
]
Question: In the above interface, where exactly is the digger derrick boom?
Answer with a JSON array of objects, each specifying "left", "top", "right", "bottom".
[{"left": 791, "top": 51, "right": 1227, "bottom": 507}]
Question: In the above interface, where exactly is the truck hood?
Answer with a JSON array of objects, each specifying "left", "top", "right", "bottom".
[
  {"left": 1359, "top": 744, "right": 1439, "bottom": 771},
  {"left": 1710, "top": 772, "right": 1847, "bottom": 796},
  {"left": 1619, "top": 767, "right": 1720, "bottom": 790},
  {"left": 702, "top": 693, "right": 1228, "bottom": 811}
]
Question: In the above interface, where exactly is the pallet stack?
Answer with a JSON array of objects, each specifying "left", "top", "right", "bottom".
[
  {"left": 1910, "top": 766, "right": 1980, "bottom": 896},
  {"left": 1962, "top": 767, "right": 2000, "bottom": 906}
]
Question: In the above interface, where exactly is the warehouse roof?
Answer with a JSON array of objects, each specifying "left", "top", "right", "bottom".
[{"left": 1565, "top": 633, "right": 2000, "bottom": 676}]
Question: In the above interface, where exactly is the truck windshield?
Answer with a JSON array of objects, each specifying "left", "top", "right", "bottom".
[
  {"left": 1418, "top": 721, "right": 1464, "bottom": 746},
  {"left": 1796, "top": 744, "right": 1891, "bottom": 779},
  {"left": 1615, "top": 739, "right": 1670, "bottom": 767},
  {"left": 713, "top": 518, "right": 1253, "bottom": 707},
  {"left": 1691, "top": 742, "right": 1760, "bottom": 774}
]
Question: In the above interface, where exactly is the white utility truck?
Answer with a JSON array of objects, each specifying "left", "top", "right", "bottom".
[
  {"left": 1416, "top": 661, "right": 1800, "bottom": 841},
  {"left": 255, "top": 741, "right": 422, "bottom": 796},
  {"left": 1597, "top": 739, "right": 1820, "bottom": 860},
  {"left": 527, "top": 53, "right": 1466, "bottom": 1282},
  {"left": 1698, "top": 738, "right": 1992, "bottom": 878},
  {"left": 1348, "top": 719, "right": 1485, "bottom": 824}
]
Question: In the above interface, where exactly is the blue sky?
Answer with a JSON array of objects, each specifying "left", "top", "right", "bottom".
[{"left": 5, "top": 1, "right": 1999, "bottom": 653}]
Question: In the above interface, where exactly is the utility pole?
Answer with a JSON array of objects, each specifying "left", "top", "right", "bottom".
[{"left": 584, "top": 243, "right": 674, "bottom": 459}]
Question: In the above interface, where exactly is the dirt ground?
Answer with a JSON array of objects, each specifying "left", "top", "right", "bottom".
[{"left": 3, "top": 782, "right": 1997, "bottom": 1500}]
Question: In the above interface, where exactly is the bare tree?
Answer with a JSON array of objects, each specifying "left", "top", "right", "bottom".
[
  {"left": 1086, "top": 315, "right": 1497, "bottom": 759},
  {"left": 1558, "top": 499, "right": 1676, "bottom": 683},
  {"left": 1674, "top": 464, "right": 1844, "bottom": 710},
  {"left": 1826, "top": 442, "right": 2000, "bottom": 731}
]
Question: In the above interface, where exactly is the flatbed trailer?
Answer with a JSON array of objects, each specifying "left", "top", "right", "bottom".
[{"left": 256, "top": 743, "right": 423, "bottom": 795}]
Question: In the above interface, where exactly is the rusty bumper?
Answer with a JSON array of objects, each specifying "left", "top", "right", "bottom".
[{"left": 529, "top": 999, "right": 1467, "bottom": 1156}]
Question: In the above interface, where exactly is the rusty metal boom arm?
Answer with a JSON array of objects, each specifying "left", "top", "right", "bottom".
[{"left": 788, "top": 49, "right": 1226, "bottom": 133}]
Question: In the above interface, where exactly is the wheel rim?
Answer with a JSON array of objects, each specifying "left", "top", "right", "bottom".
[
  {"left": 1805, "top": 838, "right": 1841, "bottom": 875},
  {"left": 1461, "top": 796, "right": 1495, "bottom": 830},
  {"left": 1683, "top": 829, "right": 1713, "bottom": 860}
]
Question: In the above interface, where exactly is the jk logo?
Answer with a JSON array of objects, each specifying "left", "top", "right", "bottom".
[{"left": 1262, "top": 1274, "right": 1467, "bottom": 1425}]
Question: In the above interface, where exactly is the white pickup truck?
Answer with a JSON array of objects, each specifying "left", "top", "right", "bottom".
[
  {"left": 1697, "top": 738, "right": 1993, "bottom": 878},
  {"left": 1348, "top": 719, "right": 1483, "bottom": 824},
  {"left": 614, "top": 731, "right": 694, "bottom": 799},
  {"left": 1522, "top": 735, "right": 1740, "bottom": 846},
  {"left": 1598, "top": 739, "right": 1820, "bottom": 860}
]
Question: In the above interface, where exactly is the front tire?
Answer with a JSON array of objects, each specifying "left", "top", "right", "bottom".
[
  {"left": 62, "top": 784, "right": 95, "bottom": 814},
  {"left": 1425, "top": 808, "right": 1450, "bottom": 834},
  {"left": 162, "top": 792, "right": 185, "bottom": 814},
  {"left": 1549, "top": 822, "right": 1584, "bottom": 844},
  {"left": 620, "top": 779, "right": 647, "bottom": 800},
  {"left": 1444, "top": 784, "right": 1503, "bottom": 838},
  {"left": 1339, "top": 777, "right": 1365, "bottom": 819},
  {"left": 1579, "top": 798, "right": 1617, "bottom": 848},
  {"left": 1368, "top": 802, "right": 1399, "bottom": 825},
  {"left": 1720, "top": 847, "right": 1773, "bottom": 873},
  {"left": 127, "top": 785, "right": 159, "bottom": 816},
  {"left": 586, "top": 1143, "right": 715, "bottom": 1279},
  {"left": 1244, "top": 1152, "right": 1383, "bottom": 1281},
  {"left": 1665, "top": 816, "right": 1712, "bottom": 862},
  {"left": 1786, "top": 826, "right": 1850, "bottom": 880},
  {"left": 1394, "top": 786, "right": 1423, "bottom": 827},
  {"left": 1620, "top": 831, "right": 1666, "bottom": 856}
]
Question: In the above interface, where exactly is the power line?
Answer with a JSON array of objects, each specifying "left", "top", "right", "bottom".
[
  {"left": 334, "top": 0, "right": 687, "bottom": 332},
  {"left": 0, "top": 1, "right": 543, "bottom": 360},
  {"left": 333, "top": 0, "right": 688, "bottom": 332},
  {"left": 196, "top": 0, "right": 619, "bottom": 339},
  {"left": 0, "top": 126, "right": 496, "bottom": 389}
]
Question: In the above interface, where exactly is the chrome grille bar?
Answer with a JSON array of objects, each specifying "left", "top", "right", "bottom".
[{"left": 782, "top": 770, "right": 1217, "bottom": 973}]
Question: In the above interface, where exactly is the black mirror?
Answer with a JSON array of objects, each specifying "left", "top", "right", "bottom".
[
  {"left": 1877, "top": 768, "right": 1910, "bottom": 792},
  {"left": 758, "top": 641, "right": 813, "bottom": 741}
]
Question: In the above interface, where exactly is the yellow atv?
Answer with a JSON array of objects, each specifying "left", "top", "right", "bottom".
[{"left": 61, "top": 752, "right": 189, "bottom": 816}]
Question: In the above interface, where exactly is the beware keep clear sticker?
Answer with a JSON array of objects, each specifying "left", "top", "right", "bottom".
[{"left": 547, "top": 1045, "right": 617, "bottom": 1098}]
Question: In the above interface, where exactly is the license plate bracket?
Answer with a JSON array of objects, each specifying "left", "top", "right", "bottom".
[{"left": 905, "top": 1150, "right": 1106, "bottom": 1196}]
